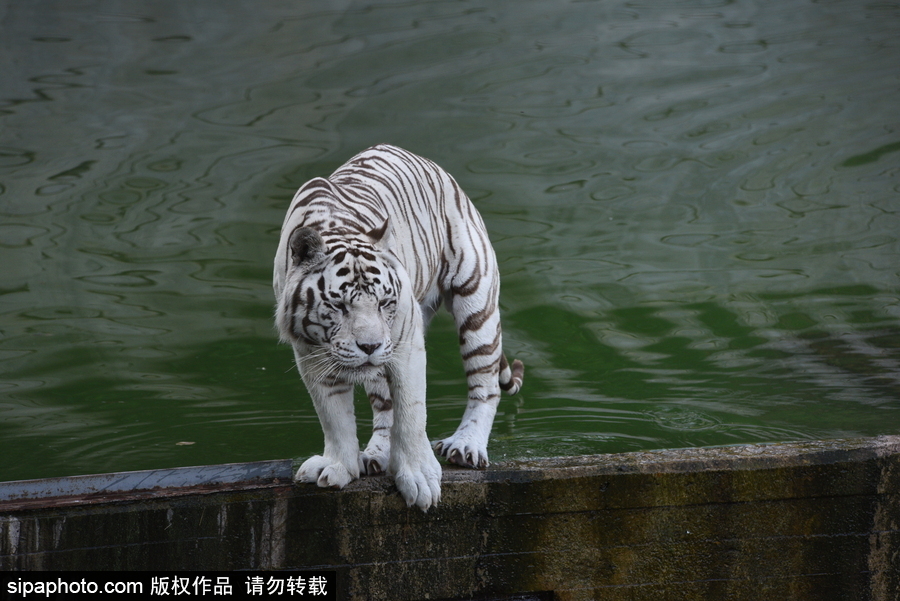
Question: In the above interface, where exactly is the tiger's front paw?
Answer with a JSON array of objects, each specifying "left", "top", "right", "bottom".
[
  {"left": 359, "top": 431, "right": 391, "bottom": 476},
  {"left": 434, "top": 435, "right": 489, "bottom": 469},
  {"left": 359, "top": 447, "right": 389, "bottom": 476},
  {"left": 391, "top": 449, "right": 442, "bottom": 511},
  {"left": 295, "top": 455, "right": 358, "bottom": 489}
]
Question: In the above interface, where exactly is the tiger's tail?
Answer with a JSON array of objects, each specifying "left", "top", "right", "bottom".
[{"left": 498, "top": 354, "right": 525, "bottom": 396}]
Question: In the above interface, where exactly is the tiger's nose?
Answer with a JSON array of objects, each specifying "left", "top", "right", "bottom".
[{"left": 357, "top": 342, "right": 381, "bottom": 356}]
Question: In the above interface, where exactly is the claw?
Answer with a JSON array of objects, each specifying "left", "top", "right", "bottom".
[{"left": 362, "top": 457, "right": 383, "bottom": 476}]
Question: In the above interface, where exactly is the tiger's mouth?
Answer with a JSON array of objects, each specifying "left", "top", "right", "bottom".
[
  {"left": 343, "top": 363, "right": 385, "bottom": 382},
  {"left": 326, "top": 344, "right": 391, "bottom": 381}
]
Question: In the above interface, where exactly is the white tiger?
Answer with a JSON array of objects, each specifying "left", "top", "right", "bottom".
[{"left": 273, "top": 144, "right": 524, "bottom": 511}]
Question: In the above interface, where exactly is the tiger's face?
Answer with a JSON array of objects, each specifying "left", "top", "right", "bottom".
[{"left": 279, "top": 225, "right": 400, "bottom": 381}]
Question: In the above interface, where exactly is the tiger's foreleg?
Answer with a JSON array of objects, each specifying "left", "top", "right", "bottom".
[
  {"left": 293, "top": 347, "right": 361, "bottom": 489},
  {"left": 386, "top": 310, "right": 442, "bottom": 511},
  {"left": 359, "top": 376, "right": 392, "bottom": 476}
]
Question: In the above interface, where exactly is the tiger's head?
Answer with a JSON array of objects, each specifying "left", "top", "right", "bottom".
[{"left": 276, "top": 220, "right": 400, "bottom": 382}]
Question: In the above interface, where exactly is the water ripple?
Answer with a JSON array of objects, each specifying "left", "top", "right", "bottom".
[{"left": 1, "top": 0, "right": 899, "bottom": 479}]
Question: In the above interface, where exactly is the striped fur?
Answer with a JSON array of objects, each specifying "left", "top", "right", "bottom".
[{"left": 273, "top": 144, "right": 524, "bottom": 510}]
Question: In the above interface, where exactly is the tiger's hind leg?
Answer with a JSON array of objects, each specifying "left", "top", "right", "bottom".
[
  {"left": 359, "top": 374, "right": 392, "bottom": 476},
  {"left": 434, "top": 271, "right": 522, "bottom": 469}
]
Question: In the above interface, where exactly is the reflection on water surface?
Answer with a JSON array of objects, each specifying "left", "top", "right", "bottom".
[{"left": 1, "top": 0, "right": 898, "bottom": 481}]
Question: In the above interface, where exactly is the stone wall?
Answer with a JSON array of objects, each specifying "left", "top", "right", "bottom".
[{"left": 2, "top": 437, "right": 899, "bottom": 600}]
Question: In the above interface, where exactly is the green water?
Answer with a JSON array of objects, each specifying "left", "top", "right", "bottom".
[{"left": 1, "top": 0, "right": 898, "bottom": 482}]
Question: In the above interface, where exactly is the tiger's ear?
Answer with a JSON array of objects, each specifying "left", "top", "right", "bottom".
[
  {"left": 289, "top": 227, "right": 325, "bottom": 267},
  {"left": 366, "top": 218, "right": 393, "bottom": 250}
]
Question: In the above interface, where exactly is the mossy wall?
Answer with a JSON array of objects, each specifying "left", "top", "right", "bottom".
[{"left": 2, "top": 437, "right": 899, "bottom": 600}]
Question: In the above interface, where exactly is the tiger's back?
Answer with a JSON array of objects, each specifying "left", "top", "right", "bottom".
[
  {"left": 274, "top": 144, "right": 523, "bottom": 511},
  {"left": 279, "top": 145, "right": 487, "bottom": 314}
]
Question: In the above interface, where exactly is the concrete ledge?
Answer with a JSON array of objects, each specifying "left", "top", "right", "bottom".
[{"left": 2, "top": 437, "right": 900, "bottom": 600}]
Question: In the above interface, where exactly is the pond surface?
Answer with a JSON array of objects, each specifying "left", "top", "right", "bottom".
[{"left": 1, "top": 0, "right": 899, "bottom": 482}]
